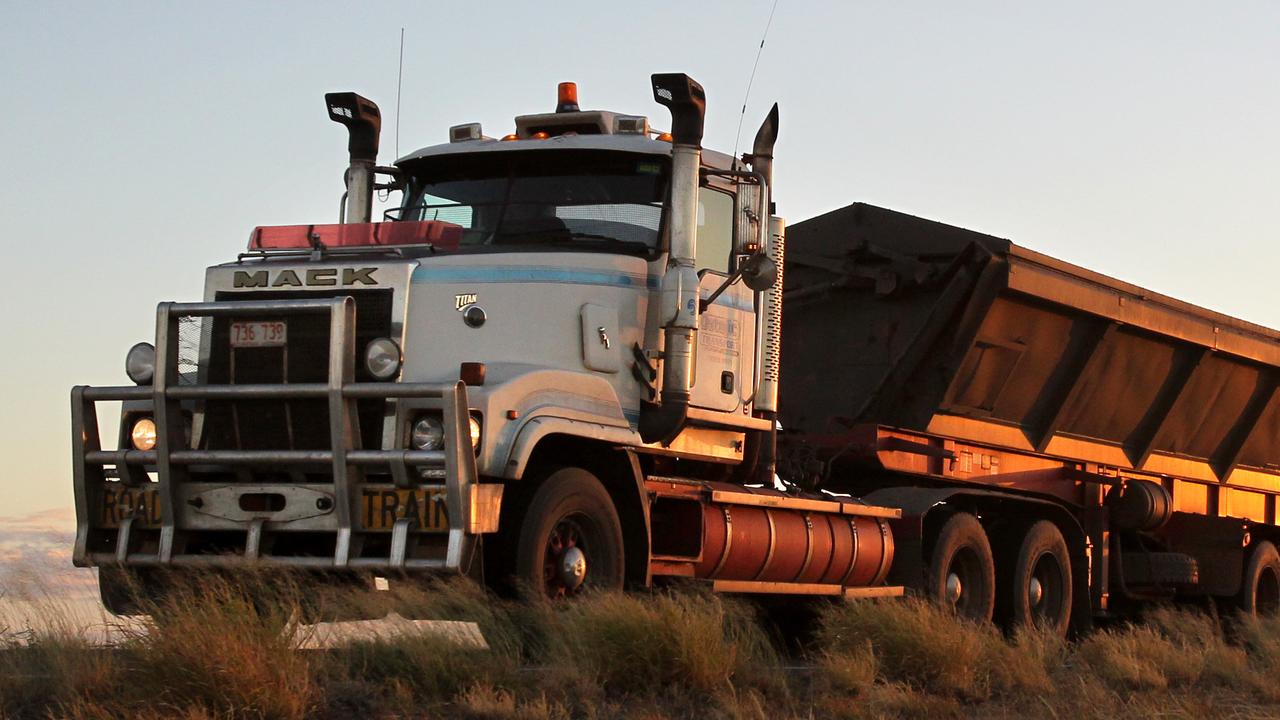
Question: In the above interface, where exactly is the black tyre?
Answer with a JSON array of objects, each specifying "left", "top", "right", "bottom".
[
  {"left": 1008, "top": 520, "right": 1072, "bottom": 636},
  {"left": 515, "top": 468, "right": 624, "bottom": 598},
  {"left": 98, "top": 566, "right": 146, "bottom": 616},
  {"left": 927, "top": 513, "right": 996, "bottom": 622},
  {"left": 1239, "top": 541, "right": 1280, "bottom": 617}
]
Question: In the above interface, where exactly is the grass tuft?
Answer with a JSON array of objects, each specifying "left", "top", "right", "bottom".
[{"left": 815, "top": 596, "right": 1053, "bottom": 700}]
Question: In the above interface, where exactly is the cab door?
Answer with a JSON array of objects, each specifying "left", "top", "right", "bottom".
[{"left": 690, "top": 187, "right": 756, "bottom": 413}]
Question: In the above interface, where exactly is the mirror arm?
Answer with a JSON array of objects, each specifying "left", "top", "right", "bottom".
[
  {"left": 374, "top": 165, "right": 406, "bottom": 191},
  {"left": 700, "top": 265, "right": 749, "bottom": 314}
]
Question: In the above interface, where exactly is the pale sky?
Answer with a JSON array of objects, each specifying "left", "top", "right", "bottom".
[{"left": 2, "top": 1, "right": 1278, "bottom": 520}]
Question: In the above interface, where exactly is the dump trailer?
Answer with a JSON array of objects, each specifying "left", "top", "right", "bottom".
[
  {"left": 779, "top": 202, "right": 1280, "bottom": 632},
  {"left": 71, "top": 75, "right": 903, "bottom": 616}
]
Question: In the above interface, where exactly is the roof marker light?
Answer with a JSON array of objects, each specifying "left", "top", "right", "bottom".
[
  {"left": 501, "top": 133, "right": 519, "bottom": 141},
  {"left": 615, "top": 115, "right": 649, "bottom": 135},
  {"left": 531, "top": 131, "right": 549, "bottom": 139},
  {"left": 449, "top": 123, "right": 483, "bottom": 142},
  {"left": 656, "top": 132, "right": 673, "bottom": 142},
  {"left": 556, "top": 82, "right": 579, "bottom": 113}
]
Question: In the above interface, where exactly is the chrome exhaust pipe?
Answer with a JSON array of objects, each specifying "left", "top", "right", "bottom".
[
  {"left": 749, "top": 105, "right": 782, "bottom": 485},
  {"left": 750, "top": 104, "right": 782, "bottom": 414}
]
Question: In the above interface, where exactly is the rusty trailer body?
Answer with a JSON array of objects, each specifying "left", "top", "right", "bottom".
[{"left": 779, "top": 202, "right": 1280, "bottom": 618}]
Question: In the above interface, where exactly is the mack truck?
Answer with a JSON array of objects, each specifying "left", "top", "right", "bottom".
[{"left": 73, "top": 74, "right": 1280, "bottom": 636}]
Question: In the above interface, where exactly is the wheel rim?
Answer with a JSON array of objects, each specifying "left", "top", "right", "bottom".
[
  {"left": 543, "top": 515, "right": 592, "bottom": 599},
  {"left": 1257, "top": 566, "right": 1280, "bottom": 615},
  {"left": 945, "top": 546, "right": 985, "bottom": 617},
  {"left": 1028, "top": 551, "right": 1066, "bottom": 625}
]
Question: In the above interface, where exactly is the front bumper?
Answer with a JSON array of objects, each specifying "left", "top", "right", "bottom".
[{"left": 72, "top": 296, "right": 500, "bottom": 573}]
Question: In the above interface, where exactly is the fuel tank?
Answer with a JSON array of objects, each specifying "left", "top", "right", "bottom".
[{"left": 646, "top": 479, "right": 896, "bottom": 591}]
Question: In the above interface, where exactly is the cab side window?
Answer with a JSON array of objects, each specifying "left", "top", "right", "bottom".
[{"left": 695, "top": 188, "right": 734, "bottom": 273}]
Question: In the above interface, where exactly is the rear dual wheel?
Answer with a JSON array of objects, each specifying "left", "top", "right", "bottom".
[
  {"left": 1240, "top": 541, "right": 1280, "bottom": 617},
  {"left": 927, "top": 513, "right": 996, "bottom": 622},
  {"left": 1007, "top": 520, "right": 1072, "bottom": 636},
  {"left": 926, "top": 513, "right": 1072, "bottom": 635}
]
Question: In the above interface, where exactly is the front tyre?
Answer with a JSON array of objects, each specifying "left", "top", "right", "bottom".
[
  {"left": 515, "top": 468, "right": 624, "bottom": 599},
  {"left": 98, "top": 566, "right": 147, "bottom": 616}
]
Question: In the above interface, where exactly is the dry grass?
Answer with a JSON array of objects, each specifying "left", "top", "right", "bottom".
[{"left": 8, "top": 574, "right": 1280, "bottom": 719}]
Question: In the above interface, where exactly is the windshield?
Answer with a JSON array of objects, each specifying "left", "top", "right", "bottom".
[{"left": 392, "top": 151, "right": 668, "bottom": 256}]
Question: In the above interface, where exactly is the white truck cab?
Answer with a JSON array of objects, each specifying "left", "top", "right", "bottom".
[{"left": 72, "top": 75, "right": 899, "bottom": 611}]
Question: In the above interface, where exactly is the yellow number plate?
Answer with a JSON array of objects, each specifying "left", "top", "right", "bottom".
[
  {"left": 360, "top": 488, "right": 450, "bottom": 532},
  {"left": 100, "top": 485, "right": 162, "bottom": 528}
]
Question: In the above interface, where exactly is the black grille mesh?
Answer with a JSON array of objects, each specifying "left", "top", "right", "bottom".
[{"left": 197, "top": 289, "right": 394, "bottom": 453}]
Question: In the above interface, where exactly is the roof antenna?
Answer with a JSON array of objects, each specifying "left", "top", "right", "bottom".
[
  {"left": 732, "top": 0, "right": 780, "bottom": 166},
  {"left": 395, "top": 27, "right": 405, "bottom": 160}
]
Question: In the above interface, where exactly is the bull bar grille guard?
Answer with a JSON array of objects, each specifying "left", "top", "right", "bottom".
[{"left": 71, "top": 296, "right": 484, "bottom": 573}]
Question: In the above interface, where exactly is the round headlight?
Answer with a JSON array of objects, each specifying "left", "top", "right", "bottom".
[
  {"left": 468, "top": 416, "right": 482, "bottom": 450},
  {"left": 131, "top": 417, "right": 157, "bottom": 452},
  {"left": 125, "top": 342, "right": 156, "bottom": 385},
  {"left": 364, "top": 338, "right": 402, "bottom": 381},
  {"left": 411, "top": 416, "right": 444, "bottom": 451}
]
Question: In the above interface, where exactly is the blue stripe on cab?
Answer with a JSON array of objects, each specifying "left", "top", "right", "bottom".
[{"left": 412, "top": 265, "right": 658, "bottom": 289}]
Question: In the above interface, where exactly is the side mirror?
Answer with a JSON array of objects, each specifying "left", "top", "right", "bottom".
[
  {"left": 740, "top": 252, "right": 777, "bottom": 291},
  {"left": 700, "top": 251, "right": 777, "bottom": 313}
]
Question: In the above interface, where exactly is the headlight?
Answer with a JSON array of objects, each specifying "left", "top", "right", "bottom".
[
  {"left": 131, "top": 417, "right": 157, "bottom": 451},
  {"left": 125, "top": 342, "right": 156, "bottom": 385},
  {"left": 469, "top": 416, "right": 482, "bottom": 450},
  {"left": 364, "top": 337, "right": 402, "bottom": 381},
  {"left": 411, "top": 416, "right": 444, "bottom": 451}
]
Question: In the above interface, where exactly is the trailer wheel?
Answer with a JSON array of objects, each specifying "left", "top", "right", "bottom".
[
  {"left": 516, "top": 467, "right": 624, "bottom": 599},
  {"left": 1009, "top": 521, "right": 1072, "bottom": 636},
  {"left": 927, "top": 513, "right": 995, "bottom": 622},
  {"left": 1239, "top": 541, "right": 1280, "bottom": 617}
]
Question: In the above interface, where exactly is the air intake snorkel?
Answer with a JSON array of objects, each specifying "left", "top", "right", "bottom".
[
  {"left": 640, "top": 73, "right": 706, "bottom": 445},
  {"left": 325, "top": 92, "right": 382, "bottom": 224}
]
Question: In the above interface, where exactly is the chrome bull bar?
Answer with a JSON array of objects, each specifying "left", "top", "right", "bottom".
[{"left": 71, "top": 296, "right": 488, "bottom": 573}]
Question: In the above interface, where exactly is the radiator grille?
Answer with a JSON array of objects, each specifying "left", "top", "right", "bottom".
[{"left": 195, "top": 289, "right": 395, "bottom": 452}]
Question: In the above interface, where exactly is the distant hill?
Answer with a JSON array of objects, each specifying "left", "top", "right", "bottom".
[{"left": 0, "top": 506, "right": 97, "bottom": 602}]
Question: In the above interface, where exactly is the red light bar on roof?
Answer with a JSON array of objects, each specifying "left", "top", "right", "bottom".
[{"left": 248, "top": 221, "right": 463, "bottom": 250}]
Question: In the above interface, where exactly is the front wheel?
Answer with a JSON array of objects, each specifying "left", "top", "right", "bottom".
[
  {"left": 515, "top": 468, "right": 625, "bottom": 599},
  {"left": 98, "top": 566, "right": 149, "bottom": 616}
]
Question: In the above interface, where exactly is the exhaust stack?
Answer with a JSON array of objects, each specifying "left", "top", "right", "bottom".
[
  {"left": 750, "top": 103, "right": 779, "bottom": 192},
  {"left": 640, "top": 73, "right": 706, "bottom": 445},
  {"left": 325, "top": 92, "right": 382, "bottom": 224},
  {"left": 748, "top": 105, "right": 782, "bottom": 486},
  {"left": 750, "top": 105, "right": 782, "bottom": 414}
]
